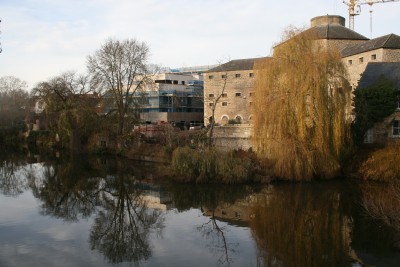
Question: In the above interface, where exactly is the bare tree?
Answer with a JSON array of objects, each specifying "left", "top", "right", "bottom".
[
  {"left": 0, "top": 76, "right": 29, "bottom": 129},
  {"left": 204, "top": 65, "right": 229, "bottom": 147},
  {"left": 87, "top": 38, "right": 154, "bottom": 135}
]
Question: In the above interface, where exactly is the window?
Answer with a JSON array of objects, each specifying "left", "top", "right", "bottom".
[
  {"left": 359, "top": 57, "right": 364, "bottom": 63},
  {"left": 208, "top": 75, "right": 214, "bottom": 79},
  {"left": 208, "top": 93, "right": 214, "bottom": 98},
  {"left": 181, "top": 81, "right": 185, "bottom": 85},
  {"left": 235, "top": 74, "right": 241, "bottom": 78},
  {"left": 208, "top": 103, "right": 214, "bottom": 107},
  {"left": 235, "top": 92, "right": 241, "bottom": 97},
  {"left": 222, "top": 102, "right": 228, "bottom": 106},
  {"left": 348, "top": 59, "right": 353, "bottom": 65},
  {"left": 221, "top": 74, "right": 227, "bottom": 79},
  {"left": 249, "top": 73, "right": 254, "bottom": 78},
  {"left": 222, "top": 93, "right": 227, "bottom": 97},
  {"left": 364, "top": 129, "right": 374, "bottom": 144},
  {"left": 397, "top": 96, "right": 400, "bottom": 110},
  {"left": 393, "top": 120, "right": 400, "bottom": 136},
  {"left": 249, "top": 92, "right": 254, "bottom": 97},
  {"left": 371, "top": 54, "right": 377, "bottom": 60},
  {"left": 173, "top": 80, "right": 178, "bottom": 84},
  {"left": 249, "top": 101, "right": 253, "bottom": 106}
]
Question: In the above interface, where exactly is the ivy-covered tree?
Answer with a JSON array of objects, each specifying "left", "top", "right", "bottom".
[
  {"left": 352, "top": 75, "right": 399, "bottom": 145},
  {"left": 32, "top": 72, "right": 100, "bottom": 152}
]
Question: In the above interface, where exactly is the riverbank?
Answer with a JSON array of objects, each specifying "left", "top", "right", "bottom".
[{"left": 15, "top": 129, "right": 400, "bottom": 184}]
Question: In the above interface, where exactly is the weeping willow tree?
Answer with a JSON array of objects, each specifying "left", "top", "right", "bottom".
[{"left": 252, "top": 29, "right": 352, "bottom": 180}]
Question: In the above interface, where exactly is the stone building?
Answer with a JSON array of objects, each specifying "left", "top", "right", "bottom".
[
  {"left": 342, "top": 34, "right": 400, "bottom": 89},
  {"left": 203, "top": 58, "right": 267, "bottom": 125},
  {"left": 274, "top": 15, "right": 368, "bottom": 55},
  {"left": 357, "top": 62, "right": 400, "bottom": 144},
  {"left": 204, "top": 14, "right": 400, "bottom": 148}
]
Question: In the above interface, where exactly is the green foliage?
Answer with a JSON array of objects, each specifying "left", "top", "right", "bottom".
[
  {"left": 352, "top": 75, "right": 399, "bottom": 145},
  {"left": 171, "top": 147, "right": 253, "bottom": 184},
  {"left": 228, "top": 119, "right": 240, "bottom": 124}
]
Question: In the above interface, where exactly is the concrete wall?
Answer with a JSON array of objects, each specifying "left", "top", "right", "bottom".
[
  {"left": 204, "top": 70, "right": 255, "bottom": 125},
  {"left": 213, "top": 125, "right": 252, "bottom": 151},
  {"left": 140, "top": 112, "right": 203, "bottom": 123}
]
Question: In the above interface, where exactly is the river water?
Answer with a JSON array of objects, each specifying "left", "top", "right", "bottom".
[{"left": 0, "top": 150, "right": 399, "bottom": 267}]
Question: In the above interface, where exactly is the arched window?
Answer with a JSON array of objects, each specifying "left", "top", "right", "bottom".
[
  {"left": 235, "top": 116, "right": 242, "bottom": 124},
  {"left": 221, "top": 115, "right": 229, "bottom": 124}
]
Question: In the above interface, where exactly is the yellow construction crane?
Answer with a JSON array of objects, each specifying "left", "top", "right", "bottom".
[{"left": 343, "top": 0, "right": 399, "bottom": 32}]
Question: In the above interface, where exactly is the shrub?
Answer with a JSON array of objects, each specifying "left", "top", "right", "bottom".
[
  {"left": 171, "top": 147, "right": 253, "bottom": 184},
  {"left": 358, "top": 140, "right": 400, "bottom": 181}
]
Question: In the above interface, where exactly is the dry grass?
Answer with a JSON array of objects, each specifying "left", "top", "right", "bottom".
[
  {"left": 358, "top": 140, "right": 400, "bottom": 181},
  {"left": 171, "top": 147, "right": 254, "bottom": 184}
]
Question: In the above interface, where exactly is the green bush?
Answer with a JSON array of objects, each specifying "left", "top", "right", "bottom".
[{"left": 171, "top": 147, "right": 253, "bottom": 184}]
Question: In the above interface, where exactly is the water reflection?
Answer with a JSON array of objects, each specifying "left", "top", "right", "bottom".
[
  {"left": 249, "top": 184, "right": 354, "bottom": 267},
  {"left": 167, "top": 184, "right": 259, "bottom": 266},
  {"left": 89, "top": 166, "right": 164, "bottom": 264},
  {"left": 361, "top": 181, "right": 400, "bottom": 232},
  {"left": 0, "top": 152, "right": 165, "bottom": 265},
  {"left": 1, "top": 151, "right": 400, "bottom": 266},
  {"left": 0, "top": 152, "right": 29, "bottom": 196}
]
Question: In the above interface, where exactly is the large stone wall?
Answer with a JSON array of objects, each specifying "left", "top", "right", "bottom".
[
  {"left": 343, "top": 48, "right": 400, "bottom": 88},
  {"left": 343, "top": 48, "right": 385, "bottom": 88},
  {"left": 213, "top": 124, "right": 252, "bottom": 151},
  {"left": 204, "top": 70, "right": 255, "bottom": 125}
]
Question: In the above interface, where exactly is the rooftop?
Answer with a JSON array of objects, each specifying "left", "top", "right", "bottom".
[
  {"left": 207, "top": 57, "right": 269, "bottom": 72},
  {"left": 294, "top": 22, "right": 369, "bottom": 42},
  {"left": 358, "top": 62, "right": 400, "bottom": 89},
  {"left": 341, "top": 34, "right": 400, "bottom": 57}
]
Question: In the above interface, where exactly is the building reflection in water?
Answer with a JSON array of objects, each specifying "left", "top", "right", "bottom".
[{"left": 202, "top": 184, "right": 363, "bottom": 267}]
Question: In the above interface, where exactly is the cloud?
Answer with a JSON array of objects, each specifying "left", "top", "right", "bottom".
[{"left": 1, "top": 0, "right": 399, "bottom": 88}]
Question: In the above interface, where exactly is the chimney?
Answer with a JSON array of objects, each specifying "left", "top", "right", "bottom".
[{"left": 311, "top": 15, "right": 345, "bottom": 27}]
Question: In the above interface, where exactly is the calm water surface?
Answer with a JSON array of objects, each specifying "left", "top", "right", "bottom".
[{"left": 0, "top": 150, "right": 399, "bottom": 267}]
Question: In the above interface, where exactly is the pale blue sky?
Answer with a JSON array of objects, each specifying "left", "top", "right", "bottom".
[{"left": 1, "top": 0, "right": 399, "bottom": 89}]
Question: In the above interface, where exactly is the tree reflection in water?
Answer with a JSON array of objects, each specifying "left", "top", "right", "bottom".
[
  {"left": 18, "top": 155, "right": 165, "bottom": 265},
  {"left": 89, "top": 168, "right": 164, "bottom": 264},
  {"left": 361, "top": 180, "right": 400, "bottom": 232},
  {"left": 0, "top": 153, "right": 28, "bottom": 196},
  {"left": 249, "top": 183, "right": 354, "bottom": 267},
  {"left": 168, "top": 184, "right": 258, "bottom": 267},
  {"left": 31, "top": 157, "right": 101, "bottom": 221},
  {"left": 197, "top": 209, "right": 238, "bottom": 267}
]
